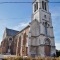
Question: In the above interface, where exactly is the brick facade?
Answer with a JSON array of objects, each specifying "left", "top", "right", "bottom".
[
  {"left": 1, "top": 39, "right": 8, "bottom": 54},
  {"left": 1, "top": 26, "right": 30, "bottom": 56}
]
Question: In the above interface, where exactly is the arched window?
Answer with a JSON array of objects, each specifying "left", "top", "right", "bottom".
[
  {"left": 45, "top": 38, "right": 50, "bottom": 45},
  {"left": 17, "top": 36, "right": 21, "bottom": 56},
  {"left": 42, "top": 1, "right": 47, "bottom": 11},
  {"left": 45, "top": 2, "right": 47, "bottom": 10},
  {"left": 36, "top": 2, "right": 38, "bottom": 10},
  {"left": 9, "top": 38, "right": 12, "bottom": 46},
  {"left": 23, "top": 32, "right": 27, "bottom": 45},
  {"left": 34, "top": 2, "right": 38, "bottom": 12},
  {"left": 9, "top": 38, "right": 12, "bottom": 41},
  {"left": 45, "top": 22, "right": 48, "bottom": 36},
  {"left": 42, "top": 1, "right": 45, "bottom": 9},
  {"left": 34, "top": 3, "right": 36, "bottom": 12},
  {"left": 19, "top": 36, "right": 21, "bottom": 46}
]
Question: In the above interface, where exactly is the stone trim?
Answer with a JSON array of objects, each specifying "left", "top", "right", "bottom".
[
  {"left": 29, "top": 44, "right": 55, "bottom": 47},
  {"left": 39, "top": 8, "right": 51, "bottom": 14}
]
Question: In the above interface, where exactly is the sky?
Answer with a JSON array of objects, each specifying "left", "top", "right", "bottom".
[{"left": 0, "top": 0, "right": 60, "bottom": 50}]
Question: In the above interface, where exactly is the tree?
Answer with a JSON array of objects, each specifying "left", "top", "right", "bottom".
[{"left": 56, "top": 50, "right": 60, "bottom": 57}]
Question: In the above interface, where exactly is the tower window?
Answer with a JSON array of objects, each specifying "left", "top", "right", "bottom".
[
  {"left": 42, "top": 1, "right": 47, "bottom": 11},
  {"left": 42, "top": 1, "right": 44, "bottom": 10},
  {"left": 45, "top": 39, "right": 50, "bottom": 45},
  {"left": 45, "top": 22, "right": 47, "bottom": 36},
  {"left": 45, "top": 2, "right": 47, "bottom": 10},
  {"left": 44, "top": 15, "right": 46, "bottom": 18},
  {"left": 34, "top": 2, "right": 38, "bottom": 12},
  {"left": 34, "top": 4, "right": 36, "bottom": 12},
  {"left": 36, "top": 2, "right": 38, "bottom": 10}
]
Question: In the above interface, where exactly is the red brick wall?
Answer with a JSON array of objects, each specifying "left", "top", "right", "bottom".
[
  {"left": 13, "top": 38, "right": 17, "bottom": 55},
  {"left": 16, "top": 36, "right": 21, "bottom": 56},
  {"left": 22, "top": 32, "right": 28, "bottom": 56},
  {"left": 1, "top": 39, "right": 8, "bottom": 54}
]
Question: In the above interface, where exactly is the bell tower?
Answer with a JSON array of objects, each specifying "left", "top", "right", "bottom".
[
  {"left": 32, "top": 0, "right": 49, "bottom": 21},
  {"left": 28, "top": 0, "right": 56, "bottom": 57}
]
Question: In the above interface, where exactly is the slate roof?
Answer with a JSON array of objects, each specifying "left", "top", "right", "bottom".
[{"left": 6, "top": 28, "right": 19, "bottom": 36}]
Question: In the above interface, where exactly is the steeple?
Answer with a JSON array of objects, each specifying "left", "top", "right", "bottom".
[
  {"left": 28, "top": 0, "right": 56, "bottom": 57},
  {"left": 32, "top": 0, "right": 50, "bottom": 22},
  {"left": 33, "top": 0, "right": 49, "bottom": 13}
]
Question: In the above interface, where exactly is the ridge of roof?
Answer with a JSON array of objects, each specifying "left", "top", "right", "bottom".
[
  {"left": 5, "top": 28, "right": 19, "bottom": 36},
  {"left": 6, "top": 28, "right": 19, "bottom": 32},
  {"left": 14, "top": 25, "right": 30, "bottom": 37}
]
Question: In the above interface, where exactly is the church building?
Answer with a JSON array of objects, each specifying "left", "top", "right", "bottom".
[{"left": 1, "top": 0, "right": 56, "bottom": 57}]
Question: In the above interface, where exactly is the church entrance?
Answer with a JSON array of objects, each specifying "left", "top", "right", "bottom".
[
  {"left": 44, "top": 38, "right": 51, "bottom": 56},
  {"left": 45, "top": 45, "right": 51, "bottom": 56}
]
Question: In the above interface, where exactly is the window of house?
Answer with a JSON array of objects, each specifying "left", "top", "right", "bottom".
[{"left": 44, "top": 15, "right": 46, "bottom": 19}]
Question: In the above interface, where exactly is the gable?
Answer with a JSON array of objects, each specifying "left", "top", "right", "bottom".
[{"left": 30, "top": 20, "right": 40, "bottom": 36}]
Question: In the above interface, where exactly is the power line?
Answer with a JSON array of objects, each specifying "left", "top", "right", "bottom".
[
  {"left": 0, "top": 17, "right": 31, "bottom": 20},
  {"left": 0, "top": 2, "right": 60, "bottom": 4}
]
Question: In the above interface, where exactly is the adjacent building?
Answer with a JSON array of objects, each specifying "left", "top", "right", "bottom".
[{"left": 1, "top": 0, "right": 56, "bottom": 57}]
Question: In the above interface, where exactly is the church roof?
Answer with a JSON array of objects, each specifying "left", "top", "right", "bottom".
[
  {"left": 3, "top": 25, "right": 30, "bottom": 39},
  {"left": 6, "top": 28, "right": 19, "bottom": 36}
]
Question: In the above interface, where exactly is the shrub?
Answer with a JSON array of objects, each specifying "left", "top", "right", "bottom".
[
  {"left": 15, "top": 56, "right": 23, "bottom": 60},
  {"left": 2, "top": 56, "right": 60, "bottom": 60},
  {"left": 2, "top": 58, "right": 7, "bottom": 60},
  {"left": 23, "top": 57, "right": 31, "bottom": 60}
]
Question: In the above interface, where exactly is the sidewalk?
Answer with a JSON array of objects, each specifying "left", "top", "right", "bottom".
[
  {"left": 0, "top": 54, "right": 4, "bottom": 59},
  {"left": 0, "top": 54, "right": 17, "bottom": 60}
]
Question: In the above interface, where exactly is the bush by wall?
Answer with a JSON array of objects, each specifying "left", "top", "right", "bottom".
[{"left": 2, "top": 56, "right": 60, "bottom": 60}]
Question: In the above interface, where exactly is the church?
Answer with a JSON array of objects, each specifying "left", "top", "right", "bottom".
[{"left": 1, "top": 0, "right": 56, "bottom": 57}]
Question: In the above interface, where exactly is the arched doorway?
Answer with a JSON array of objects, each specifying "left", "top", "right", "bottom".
[{"left": 45, "top": 38, "right": 51, "bottom": 56}]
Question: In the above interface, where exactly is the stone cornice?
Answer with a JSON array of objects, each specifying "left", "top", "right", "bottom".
[{"left": 28, "top": 44, "right": 56, "bottom": 48}]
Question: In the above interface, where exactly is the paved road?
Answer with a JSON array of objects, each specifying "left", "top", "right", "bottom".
[
  {"left": 0, "top": 54, "right": 4, "bottom": 60},
  {"left": 0, "top": 54, "right": 4, "bottom": 58}
]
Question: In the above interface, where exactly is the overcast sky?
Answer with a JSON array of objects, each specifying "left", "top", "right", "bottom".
[{"left": 0, "top": 0, "right": 60, "bottom": 50}]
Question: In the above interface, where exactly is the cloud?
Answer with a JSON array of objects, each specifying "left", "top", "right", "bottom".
[
  {"left": 49, "top": 6, "right": 60, "bottom": 50},
  {"left": 13, "top": 22, "right": 29, "bottom": 31},
  {"left": 50, "top": 6, "right": 60, "bottom": 17},
  {"left": 55, "top": 42, "right": 60, "bottom": 50},
  {"left": 51, "top": 13, "right": 60, "bottom": 17}
]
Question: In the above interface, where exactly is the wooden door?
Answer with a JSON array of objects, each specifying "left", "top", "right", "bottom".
[{"left": 45, "top": 45, "right": 51, "bottom": 56}]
